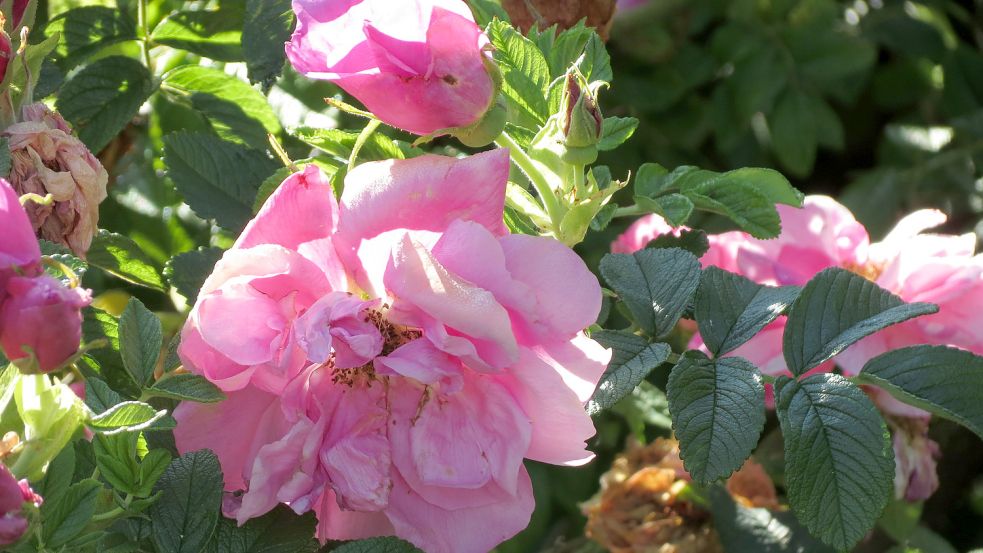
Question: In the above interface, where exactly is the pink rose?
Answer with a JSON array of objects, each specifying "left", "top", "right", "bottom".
[
  {"left": 3, "top": 103, "right": 108, "bottom": 257},
  {"left": 285, "top": 0, "right": 498, "bottom": 136},
  {"left": 614, "top": 196, "right": 983, "bottom": 500},
  {"left": 0, "top": 178, "right": 91, "bottom": 373},
  {"left": 0, "top": 463, "right": 40, "bottom": 546},
  {"left": 174, "top": 151, "right": 610, "bottom": 553}
]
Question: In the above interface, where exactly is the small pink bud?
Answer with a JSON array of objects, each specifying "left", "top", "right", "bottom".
[
  {"left": 0, "top": 274, "right": 91, "bottom": 373},
  {"left": 0, "top": 464, "right": 36, "bottom": 546}
]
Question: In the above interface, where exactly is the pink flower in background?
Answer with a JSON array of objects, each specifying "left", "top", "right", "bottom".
[
  {"left": 0, "top": 178, "right": 90, "bottom": 373},
  {"left": 175, "top": 151, "right": 610, "bottom": 553},
  {"left": 285, "top": 0, "right": 497, "bottom": 136},
  {"left": 3, "top": 103, "right": 108, "bottom": 257},
  {"left": 0, "top": 463, "right": 40, "bottom": 546},
  {"left": 613, "top": 196, "right": 983, "bottom": 500}
]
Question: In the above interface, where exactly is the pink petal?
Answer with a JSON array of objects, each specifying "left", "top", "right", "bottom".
[
  {"left": 315, "top": 489, "right": 395, "bottom": 543},
  {"left": 0, "top": 178, "right": 40, "bottom": 270},
  {"left": 336, "top": 150, "right": 509, "bottom": 254},
  {"left": 173, "top": 386, "right": 290, "bottom": 491},
  {"left": 501, "top": 347, "right": 599, "bottom": 466},
  {"left": 386, "top": 234, "right": 518, "bottom": 370},
  {"left": 384, "top": 467, "right": 534, "bottom": 553},
  {"left": 236, "top": 165, "right": 340, "bottom": 252}
]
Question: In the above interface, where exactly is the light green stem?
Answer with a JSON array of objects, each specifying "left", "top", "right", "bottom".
[
  {"left": 349, "top": 119, "right": 381, "bottom": 172},
  {"left": 495, "top": 132, "right": 564, "bottom": 231}
]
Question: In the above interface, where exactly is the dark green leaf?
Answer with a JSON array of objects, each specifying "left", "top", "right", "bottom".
[
  {"left": 646, "top": 229, "right": 710, "bottom": 258},
  {"left": 87, "top": 230, "right": 166, "bottom": 291},
  {"left": 0, "top": 137, "right": 9, "bottom": 177},
  {"left": 599, "top": 248, "right": 702, "bottom": 337},
  {"left": 782, "top": 268, "right": 938, "bottom": 375},
  {"left": 119, "top": 298, "right": 163, "bottom": 387},
  {"left": 333, "top": 537, "right": 424, "bottom": 553},
  {"left": 709, "top": 486, "right": 836, "bottom": 553},
  {"left": 96, "top": 450, "right": 139, "bottom": 494},
  {"left": 163, "top": 65, "right": 282, "bottom": 150},
  {"left": 598, "top": 116, "right": 638, "bottom": 151},
  {"left": 681, "top": 182, "right": 780, "bottom": 239},
  {"left": 45, "top": 6, "right": 137, "bottom": 69},
  {"left": 151, "top": 10, "right": 243, "bottom": 61},
  {"left": 855, "top": 345, "right": 983, "bottom": 440},
  {"left": 40, "top": 239, "right": 87, "bottom": 282},
  {"left": 149, "top": 373, "right": 226, "bottom": 403},
  {"left": 770, "top": 88, "right": 818, "bottom": 177},
  {"left": 163, "top": 131, "right": 279, "bottom": 231},
  {"left": 89, "top": 401, "right": 167, "bottom": 434},
  {"left": 82, "top": 308, "right": 141, "bottom": 398},
  {"left": 137, "top": 449, "right": 172, "bottom": 498},
  {"left": 587, "top": 331, "right": 671, "bottom": 414},
  {"left": 243, "top": 0, "right": 294, "bottom": 89},
  {"left": 633, "top": 162, "right": 670, "bottom": 197},
  {"left": 205, "top": 507, "right": 319, "bottom": 553},
  {"left": 695, "top": 267, "right": 800, "bottom": 356},
  {"left": 151, "top": 449, "right": 225, "bottom": 553},
  {"left": 85, "top": 378, "right": 123, "bottom": 414},
  {"left": 633, "top": 194, "right": 694, "bottom": 227},
  {"left": 41, "top": 478, "right": 103, "bottom": 548},
  {"left": 39, "top": 443, "right": 76, "bottom": 505},
  {"left": 668, "top": 353, "right": 765, "bottom": 483},
  {"left": 164, "top": 247, "right": 224, "bottom": 303},
  {"left": 776, "top": 374, "right": 894, "bottom": 550},
  {"left": 56, "top": 56, "right": 154, "bottom": 153}
]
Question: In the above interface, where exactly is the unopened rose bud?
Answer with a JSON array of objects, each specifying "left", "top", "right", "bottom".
[
  {"left": 0, "top": 463, "right": 38, "bottom": 546},
  {"left": 0, "top": 274, "right": 90, "bottom": 373},
  {"left": 558, "top": 73, "right": 603, "bottom": 164},
  {"left": 0, "top": 25, "right": 10, "bottom": 83},
  {"left": 2, "top": 103, "right": 108, "bottom": 257}
]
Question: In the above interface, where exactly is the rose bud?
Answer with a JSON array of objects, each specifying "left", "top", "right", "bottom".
[{"left": 0, "top": 463, "right": 40, "bottom": 547}]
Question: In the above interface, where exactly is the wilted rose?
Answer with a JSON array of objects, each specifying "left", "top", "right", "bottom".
[{"left": 3, "top": 103, "right": 108, "bottom": 257}]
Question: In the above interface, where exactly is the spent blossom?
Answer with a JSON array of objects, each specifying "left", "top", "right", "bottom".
[
  {"left": 174, "top": 151, "right": 610, "bottom": 553},
  {"left": 3, "top": 103, "right": 108, "bottom": 257}
]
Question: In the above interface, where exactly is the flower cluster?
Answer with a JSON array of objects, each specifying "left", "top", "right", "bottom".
[
  {"left": 615, "top": 196, "right": 983, "bottom": 500},
  {"left": 0, "top": 178, "right": 89, "bottom": 373},
  {"left": 175, "top": 151, "right": 610, "bottom": 553}
]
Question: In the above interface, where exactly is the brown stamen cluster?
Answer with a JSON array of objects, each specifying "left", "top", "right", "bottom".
[
  {"left": 329, "top": 308, "right": 423, "bottom": 387},
  {"left": 843, "top": 260, "right": 886, "bottom": 282}
]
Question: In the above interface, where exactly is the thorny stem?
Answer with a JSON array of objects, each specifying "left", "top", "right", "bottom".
[
  {"left": 269, "top": 133, "right": 297, "bottom": 171},
  {"left": 495, "top": 131, "right": 564, "bottom": 231}
]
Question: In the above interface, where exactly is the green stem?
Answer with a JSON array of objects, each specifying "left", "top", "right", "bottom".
[
  {"left": 495, "top": 132, "right": 564, "bottom": 230},
  {"left": 572, "top": 164, "right": 587, "bottom": 199},
  {"left": 91, "top": 506, "right": 125, "bottom": 523},
  {"left": 349, "top": 119, "right": 381, "bottom": 172},
  {"left": 612, "top": 205, "right": 644, "bottom": 218},
  {"left": 137, "top": 0, "right": 153, "bottom": 71}
]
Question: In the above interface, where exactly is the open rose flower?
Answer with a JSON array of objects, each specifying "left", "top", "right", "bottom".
[
  {"left": 0, "top": 178, "right": 90, "bottom": 373},
  {"left": 3, "top": 103, "right": 108, "bottom": 257},
  {"left": 614, "top": 196, "right": 983, "bottom": 500},
  {"left": 0, "top": 463, "right": 40, "bottom": 546},
  {"left": 286, "top": 0, "right": 498, "bottom": 137},
  {"left": 174, "top": 150, "right": 611, "bottom": 553}
]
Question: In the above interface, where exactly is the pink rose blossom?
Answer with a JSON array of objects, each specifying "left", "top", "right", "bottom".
[
  {"left": 3, "top": 103, "right": 109, "bottom": 257},
  {"left": 0, "top": 463, "right": 40, "bottom": 546},
  {"left": 0, "top": 178, "right": 90, "bottom": 373},
  {"left": 614, "top": 196, "right": 983, "bottom": 501},
  {"left": 175, "top": 151, "right": 610, "bottom": 553},
  {"left": 285, "top": 0, "right": 497, "bottom": 136}
]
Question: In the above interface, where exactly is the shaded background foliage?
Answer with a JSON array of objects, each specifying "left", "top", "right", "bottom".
[{"left": 17, "top": 0, "right": 983, "bottom": 551}]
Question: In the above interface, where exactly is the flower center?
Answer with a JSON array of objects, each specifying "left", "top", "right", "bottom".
[
  {"left": 329, "top": 308, "right": 422, "bottom": 387},
  {"left": 842, "top": 260, "right": 885, "bottom": 282}
]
